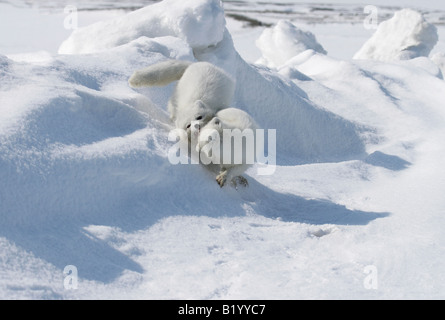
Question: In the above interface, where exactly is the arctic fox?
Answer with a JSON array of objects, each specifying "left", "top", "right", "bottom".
[
  {"left": 196, "top": 108, "right": 259, "bottom": 188},
  {"left": 128, "top": 60, "right": 236, "bottom": 135}
]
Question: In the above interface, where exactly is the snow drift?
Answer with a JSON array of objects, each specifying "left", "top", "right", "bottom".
[
  {"left": 255, "top": 20, "right": 327, "bottom": 69},
  {"left": 431, "top": 52, "right": 445, "bottom": 75},
  {"left": 1, "top": 0, "right": 445, "bottom": 299},
  {"left": 58, "top": 0, "right": 226, "bottom": 54},
  {"left": 353, "top": 8, "right": 438, "bottom": 61},
  {"left": 0, "top": 0, "right": 372, "bottom": 288},
  {"left": 59, "top": 0, "right": 366, "bottom": 164}
]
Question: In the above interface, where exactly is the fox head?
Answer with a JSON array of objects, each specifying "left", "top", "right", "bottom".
[{"left": 176, "top": 100, "right": 217, "bottom": 141}]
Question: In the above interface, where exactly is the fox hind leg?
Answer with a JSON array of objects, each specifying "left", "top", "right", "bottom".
[{"left": 216, "top": 168, "right": 228, "bottom": 188}]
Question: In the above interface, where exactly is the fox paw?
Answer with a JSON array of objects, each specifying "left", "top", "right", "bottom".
[
  {"left": 216, "top": 171, "right": 227, "bottom": 188},
  {"left": 231, "top": 176, "right": 249, "bottom": 189}
]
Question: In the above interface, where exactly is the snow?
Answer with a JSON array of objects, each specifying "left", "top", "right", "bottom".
[
  {"left": 58, "top": 0, "right": 226, "bottom": 54},
  {"left": 0, "top": 2, "right": 125, "bottom": 55},
  {"left": 431, "top": 52, "right": 445, "bottom": 75},
  {"left": 1, "top": 0, "right": 445, "bottom": 299},
  {"left": 353, "top": 9, "right": 438, "bottom": 62},
  {"left": 255, "top": 20, "right": 326, "bottom": 69}
]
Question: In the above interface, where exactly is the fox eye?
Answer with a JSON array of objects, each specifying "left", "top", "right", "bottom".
[
  {"left": 186, "top": 123, "right": 191, "bottom": 129},
  {"left": 195, "top": 115, "right": 203, "bottom": 120}
]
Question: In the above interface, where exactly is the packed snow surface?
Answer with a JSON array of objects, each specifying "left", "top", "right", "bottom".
[{"left": 1, "top": 0, "right": 445, "bottom": 299}]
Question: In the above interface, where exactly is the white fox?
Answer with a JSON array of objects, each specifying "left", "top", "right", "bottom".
[
  {"left": 129, "top": 60, "right": 259, "bottom": 188},
  {"left": 197, "top": 108, "right": 259, "bottom": 188},
  {"left": 128, "top": 60, "right": 236, "bottom": 136}
]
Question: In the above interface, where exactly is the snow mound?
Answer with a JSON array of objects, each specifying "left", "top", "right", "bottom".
[
  {"left": 3, "top": 0, "right": 445, "bottom": 299},
  {"left": 353, "top": 9, "right": 438, "bottom": 62},
  {"left": 0, "top": 0, "right": 370, "bottom": 278},
  {"left": 59, "top": 0, "right": 225, "bottom": 54},
  {"left": 431, "top": 52, "right": 445, "bottom": 76},
  {"left": 58, "top": 1, "right": 366, "bottom": 164},
  {"left": 255, "top": 20, "right": 327, "bottom": 69}
]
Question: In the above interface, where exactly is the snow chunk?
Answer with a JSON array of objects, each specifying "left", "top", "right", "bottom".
[
  {"left": 353, "top": 9, "right": 438, "bottom": 62},
  {"left": 0, "top": 54, "right": 8, "bottom": 65},
  {"left": 255, "top": 20, "right": 327, "bottom": 69},
  {"left": 0, "top": 54, "right": 12, "bottom": 72},
  {"left": 59, "top": 0, "right": 226, "bottom": 54},
  {"left": 431, "top": 52, "right": 445, "bottom": 77}
]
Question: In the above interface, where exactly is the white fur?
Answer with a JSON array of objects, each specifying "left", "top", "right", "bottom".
[
  {"left": 129, "top": 61, "right": 257, "bottom": 187},
  {"left": 197, "top": 108, "right": 259, "bottom": 187},
  {"left": 129, "top": 60, "right": 235, "bottom": 131},
  {"left": 128, "top": 60, "right": 192, "bottom": 87}
]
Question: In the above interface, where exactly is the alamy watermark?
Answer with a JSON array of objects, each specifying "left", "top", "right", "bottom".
[
  {"left": 63, "top": 265, "right": 78, "bottom": 290},
  {"left": 64, "top": 5, "right": 78, "bottom": 30},
  {"left": 168, "top": 123, "right": 276, "bottom": 176},
  {"left": 363, "top": 265, "right": 378, "bottom": 290},
  {"left": 363, "top": 5, "right": 379, "bottom": 30}
]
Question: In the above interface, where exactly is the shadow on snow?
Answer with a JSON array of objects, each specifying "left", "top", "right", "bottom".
[{"left": 0, "top": 153, "right": 389, "bottom": 283}]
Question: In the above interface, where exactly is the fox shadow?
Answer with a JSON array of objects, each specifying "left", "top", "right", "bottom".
[{"left": 236, "top": 175, "right": 389, "bottom": 226}]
